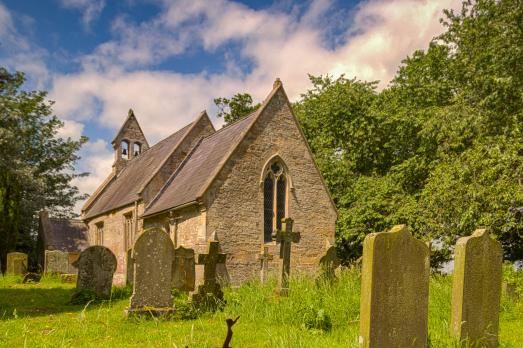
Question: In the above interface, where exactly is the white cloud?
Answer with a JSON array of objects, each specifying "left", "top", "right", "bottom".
[
  {"left": 59, "top": 0, "right": 106, "bottom": 29},
  {"left": 56, "top": 119, "right": 85, "bottom": 139}
]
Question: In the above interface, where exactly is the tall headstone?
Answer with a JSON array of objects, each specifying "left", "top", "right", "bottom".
[
  {"left": 72, "top": 246, "right": 117, "bottom": 300},
  {"left": 273, "top": 218, "right": 300, "bottom": 296},
  {"left": 45, "top": 250, "right": 69, "bottom": 274},
  {"left": 172, "top": 246, "right": 195, "bottom": 292},
  {"left": 451, "top": 229, "right": 502, "bottom": 347},
  {"left": 359, "top": 225, "right": 430, "bottom": 348},
  {"left": 257, "top": 246, "right": 273, "bottom": 284},
  {"left": 192, "top": 241, "right": 226, "bottom": 309},
  {"left": 127, "top": 228, "right": 175, "bottom": 317},
  {"left": 6, "top": 252, "right": 28, "bottom": 275}
]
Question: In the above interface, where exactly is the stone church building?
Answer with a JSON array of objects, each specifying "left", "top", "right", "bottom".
[{"left": 81, "top": 80, "right": 337, "bottom": 284}]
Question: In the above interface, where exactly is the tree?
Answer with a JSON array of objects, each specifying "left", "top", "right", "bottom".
[
  {"left": 0, "top": 68, "right": 88, "bottom": 272},
  {"left": 214, "top": 93, "right": 260, "bottom": 125}
]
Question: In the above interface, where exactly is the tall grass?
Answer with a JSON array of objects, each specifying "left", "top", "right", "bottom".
[{"left": 0, "top": 269, "right": 521, "bottom": 347}]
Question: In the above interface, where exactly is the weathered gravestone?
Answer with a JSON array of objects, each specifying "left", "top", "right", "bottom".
[
  {"left": 67, "top": 252, "right": 80, "bottom": 274},
  {"left": 257, "top": 246, "right": 273, "bottom": 284},
  {"left": 273, "top": 218, "right": 300, "bottom": 296},
  {"left": 451, "top": 229, "right": 502, "bottom": 347},
  {"left": 6, "top": 252, "right": 28, "bottom": 275},
  {"left": 126, "top": 248, "right": 134, "bottom": 287},
  {"left": 318, "top": 241, "right": 341, "bottom": 282},
  {"left": 45, "top": 250, "right": 69, "bottom": 274},
  {"left": 192, "top": 241, "right": 226, "bottom": 310},
  {"left": 172, "top": 246, "right": 195, "bottom": 292},
  {"left": 72, "top": 246, "right": 117, "bottom": 300},
  {"left": 359, "top": 225, "right": 430, "bottom": 348},
  {"left": 127, "top": 228, "right": 175, "bottom": 317}
]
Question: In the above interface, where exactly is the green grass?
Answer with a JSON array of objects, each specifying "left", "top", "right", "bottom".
[{"left": 0, "top": 270, "right": 521, "bottom": 347}]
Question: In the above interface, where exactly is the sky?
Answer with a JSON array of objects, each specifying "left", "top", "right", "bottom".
[{"left": 0, "top": 0, "right": 461, "bottom": 213}]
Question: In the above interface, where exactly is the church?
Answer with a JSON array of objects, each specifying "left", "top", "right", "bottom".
[{"left": 81, "top": 79, "right": 337, "bottom": 285}]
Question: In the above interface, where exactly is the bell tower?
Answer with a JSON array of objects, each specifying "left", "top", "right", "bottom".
[{"left": 112, "top": 109, "right": 149, "bottom": 174}]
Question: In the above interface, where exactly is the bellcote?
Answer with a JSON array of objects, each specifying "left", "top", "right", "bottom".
[{"left": 112, "top": 109, "right": 149, "bottom": 174}]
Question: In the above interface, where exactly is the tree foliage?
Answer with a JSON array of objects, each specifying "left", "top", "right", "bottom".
[
  {"left": 294, "top": 0, "right": 523, "bottom": 267},
  {"left": 214, "top": 93, "right": 260, "bottom": 125},
  {"left": 0, "top": 68, "right": 88, "bottom": 272}
]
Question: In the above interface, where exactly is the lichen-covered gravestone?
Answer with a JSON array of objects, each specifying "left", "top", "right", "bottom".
[
  {"left": 451, "top": 229, "right": 502, "bottom": 347},
  {"left": 127, "top": 228, "right": 175, "bottom": 317},
  {"left": 45, "top": 250, "right": 69, "bottom": 274},
  {"left": 6, "top": 252, "right": 28, "bottom": 275},
  {"left": 72, "top": 246, "right": 117, "bottom": 300},
  {"left": 359, "top": 225, "right": 430, "bottom": 348},
  {"left": 172, "top": 246, "right": 195, "bottom": 292}
]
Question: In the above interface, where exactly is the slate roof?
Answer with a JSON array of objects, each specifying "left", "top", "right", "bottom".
[
  {"left": 83, "top": 121, "right": 195, "bottom": 219},
  {"left": 43, "top": 218, "right": 89, "bottom": 253},
  {"left": 143, "top": 111, "right": 259, "bottom": 216}
]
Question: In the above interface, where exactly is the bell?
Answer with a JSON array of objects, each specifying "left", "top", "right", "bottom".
[{"left": 122, "top": 148, "right": 127, "bottom": 155}]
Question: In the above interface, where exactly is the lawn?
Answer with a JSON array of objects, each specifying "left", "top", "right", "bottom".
[{"left": 0, "top": 270, "right": 521, "bottom": 347}]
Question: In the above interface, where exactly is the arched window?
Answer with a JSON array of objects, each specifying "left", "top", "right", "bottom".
[
  {"left": 121, "top": 140, "right": 129, "bottom": 160},
  {"left": 263, "top": 161, "right": 287, "bottom": 243},
  {"left": 133, "top": 143, "right": 141, "bottom": 156}
]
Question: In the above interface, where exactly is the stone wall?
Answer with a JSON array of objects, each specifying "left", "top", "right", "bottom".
[
  {"left": 86, "top": 203, "right": 144, "bottom": 284},
  {"left": 205, "top": 87, "right": 337, "bottom": 285}
]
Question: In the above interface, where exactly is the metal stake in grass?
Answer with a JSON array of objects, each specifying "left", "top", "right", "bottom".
[{"left": 222, "top": 316, "right": 240, "bottom": 348}]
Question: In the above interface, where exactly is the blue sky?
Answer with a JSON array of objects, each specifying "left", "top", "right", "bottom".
[{"left": 0, "top": 0, "right": 459, "bottom": 211}]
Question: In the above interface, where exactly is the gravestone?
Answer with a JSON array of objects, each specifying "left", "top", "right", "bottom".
[
  {"left": 318, "top": 242, "right": 341, "bottom": 282},
  {"left": 172, "top": 246, "right": 195, "bottom": 292},
  {"left": 45, "top": 250, "right": 69, "bottom": 274},
  {"left": 72, "top": 246, "right": 117, "bottom": 300},
  {"left": 192, "top": 241, "right": 226, "bottom": 309},
  {"left": 126, "top": 248, "right": 134, "bottom": 286},
  {"left": 359, "top": 225, "right": 430, "bottom": 348},
  {"left": 67, "top": 252, "right": 80, "bottom": 274},
  {"left": 450, "top": 229, "right": 502, "bottom": 347},
  {"left": 6, "top": 252, "right": 28, "bottom": 275},
  {"left": 257, "top": 246, "right": 273, "bottom": 284},
  {"left": 273, "top": 218, "right": 300, "bottom": 296},
  {"left": 127, "top": 228, "right": 175, "bottom": 317}
]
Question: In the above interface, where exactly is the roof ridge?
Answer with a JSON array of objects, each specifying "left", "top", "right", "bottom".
[{"left": 202, "top": 110, "right": 258, "bottom": 140}]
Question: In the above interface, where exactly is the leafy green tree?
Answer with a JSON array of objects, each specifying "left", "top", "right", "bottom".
[
  {"left": 0, "top": 68, "right": 88, "bottom": 272},
  {"left": 214, "top": 93, "right": 260, "bottom": 125}
]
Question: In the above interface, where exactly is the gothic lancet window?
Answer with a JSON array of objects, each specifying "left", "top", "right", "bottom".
[
  {"left": 133, "top": 143, "right": 141, "bottom": 156},
  {"left": 263, "top": 160, "right": 288, "bottom": 243}
]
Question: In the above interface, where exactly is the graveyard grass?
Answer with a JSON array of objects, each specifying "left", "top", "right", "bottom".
[{"left": 1, "top": 270, "right": 522, "bottom": 348}]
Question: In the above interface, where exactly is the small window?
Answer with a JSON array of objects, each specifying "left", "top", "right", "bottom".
[
  {"left": 121, "top": 140, "right": 129, "bottom": 160},
  {"left": 133, "top": 143, "right": 141, "bottom": 156},
  {"left": 95, "top": 222, "right": 104, "bottom": 245},
  {"left": 124, "top": 213, "right": 134, "bottom": 250}
]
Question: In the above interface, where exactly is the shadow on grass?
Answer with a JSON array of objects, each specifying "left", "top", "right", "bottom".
[{"left": 0, "top": 287, "right": 84, "bottom": 320}]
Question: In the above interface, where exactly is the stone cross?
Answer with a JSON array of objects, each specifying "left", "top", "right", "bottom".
[
  {"left": 359, "top": 225, "right": 430, "bottom": 348},
  {"left": 192, "top": 241, "right": 226, "bottom": 310},
  {"left": 198, "top": 241, "right": 226, "bottom": 289},
  {"left": 6, "top": 252, "right": 28, "bottom": 275},
  {"left": 450, "top": 229, "right": 502, "bottom": 348},
  {"left": 72, "top": 246, "right": 117, "bottom": 300},
  {"left": 273, "top": 218, "right": 300, "bottom": 296},
  {"left": 128, "top": 228, "right": 175, "bottom": 317},
  {"left": 258, "top": 246, "right": 273, "bottom": 284}
]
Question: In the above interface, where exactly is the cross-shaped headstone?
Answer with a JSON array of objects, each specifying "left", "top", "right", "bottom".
[
  {"left": 273, "top": 217, "right": 300, "bottom": 296},
  {"left": 197, "top": 241, "right": 226, "bottom": 289},
  {"left": 258, "top": 246, "right": 273, "bottom": 284}
]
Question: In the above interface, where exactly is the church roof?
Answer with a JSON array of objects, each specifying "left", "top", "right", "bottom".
[
  {"left": 143, "top": 81, "right": 284, "bottom": 217},
  {"left": 40, "top": 213, "right": 89, "bottom": 252},
  {"left": 83, "top": 120, "right": 196, "bottom": 220},
  {"left": 143, "top": 111, "right": 259, "bottom": 216}
]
